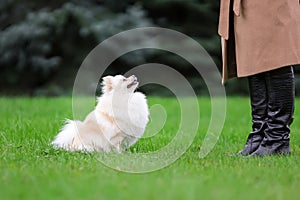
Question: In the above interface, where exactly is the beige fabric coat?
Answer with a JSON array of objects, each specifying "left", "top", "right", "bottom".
[{"left": 218, "top": 0, "right": 300, "bottom": 84}]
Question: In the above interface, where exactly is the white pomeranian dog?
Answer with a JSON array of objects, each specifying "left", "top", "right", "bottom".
[{"left": 52, "top": 75, "right": 149, "bottom": 152}]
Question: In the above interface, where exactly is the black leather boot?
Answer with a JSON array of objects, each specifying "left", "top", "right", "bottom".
[
  {"left": 238, "top": 73, "right": 267, "bottom": 156},
  {"left": 251, "top": 66, "right": 294, "bottom": 156}
]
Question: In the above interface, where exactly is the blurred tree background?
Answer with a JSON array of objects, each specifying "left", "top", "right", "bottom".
[{"left": 0, "top": 0, "right": 299, "bottom": 96}]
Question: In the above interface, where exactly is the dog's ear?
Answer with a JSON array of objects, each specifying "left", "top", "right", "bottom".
[{"left": 102, "top": 76, "right": 113, "bottom": 93}]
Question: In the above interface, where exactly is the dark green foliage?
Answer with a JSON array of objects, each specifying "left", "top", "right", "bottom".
[
  {"left": 0, "top": 0, "right": 152, "bottom": 95},
  {"left": 139, "top": 0, "right": 221, "bottom": 65}
]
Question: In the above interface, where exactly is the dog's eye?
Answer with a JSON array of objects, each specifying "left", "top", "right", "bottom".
[{"left": 123, "top": 78, "right": 126, "bottom": 81}]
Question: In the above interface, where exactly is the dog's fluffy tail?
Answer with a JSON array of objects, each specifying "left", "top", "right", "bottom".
[{"left": 52, "top": 119, "right": 82, "bottom": 151}]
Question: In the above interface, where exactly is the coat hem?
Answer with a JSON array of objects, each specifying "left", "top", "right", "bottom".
[{"left": 236, "top": 61, "right": 300, "bottom": 78}]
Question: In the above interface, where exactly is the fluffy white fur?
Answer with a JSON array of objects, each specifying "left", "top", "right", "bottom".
[{"left": 52, "top": 75, "right": 149, "bottom": 152}]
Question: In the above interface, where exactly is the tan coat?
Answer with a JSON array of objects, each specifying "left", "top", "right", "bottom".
[{"left": 218, "top": 0, "right": 300, "bottom": 84}]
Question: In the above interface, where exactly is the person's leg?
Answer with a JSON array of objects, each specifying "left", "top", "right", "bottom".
[
  {"left": 238, "top": 73, "right": 267, "bottom": 156},
  {"left": 251, "top": 66, "right": 294, "bottom": 156}
]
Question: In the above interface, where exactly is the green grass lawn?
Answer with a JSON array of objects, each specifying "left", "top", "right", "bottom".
[{"left": 1, "top": 97, "right": 300, "bottom": 200}]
